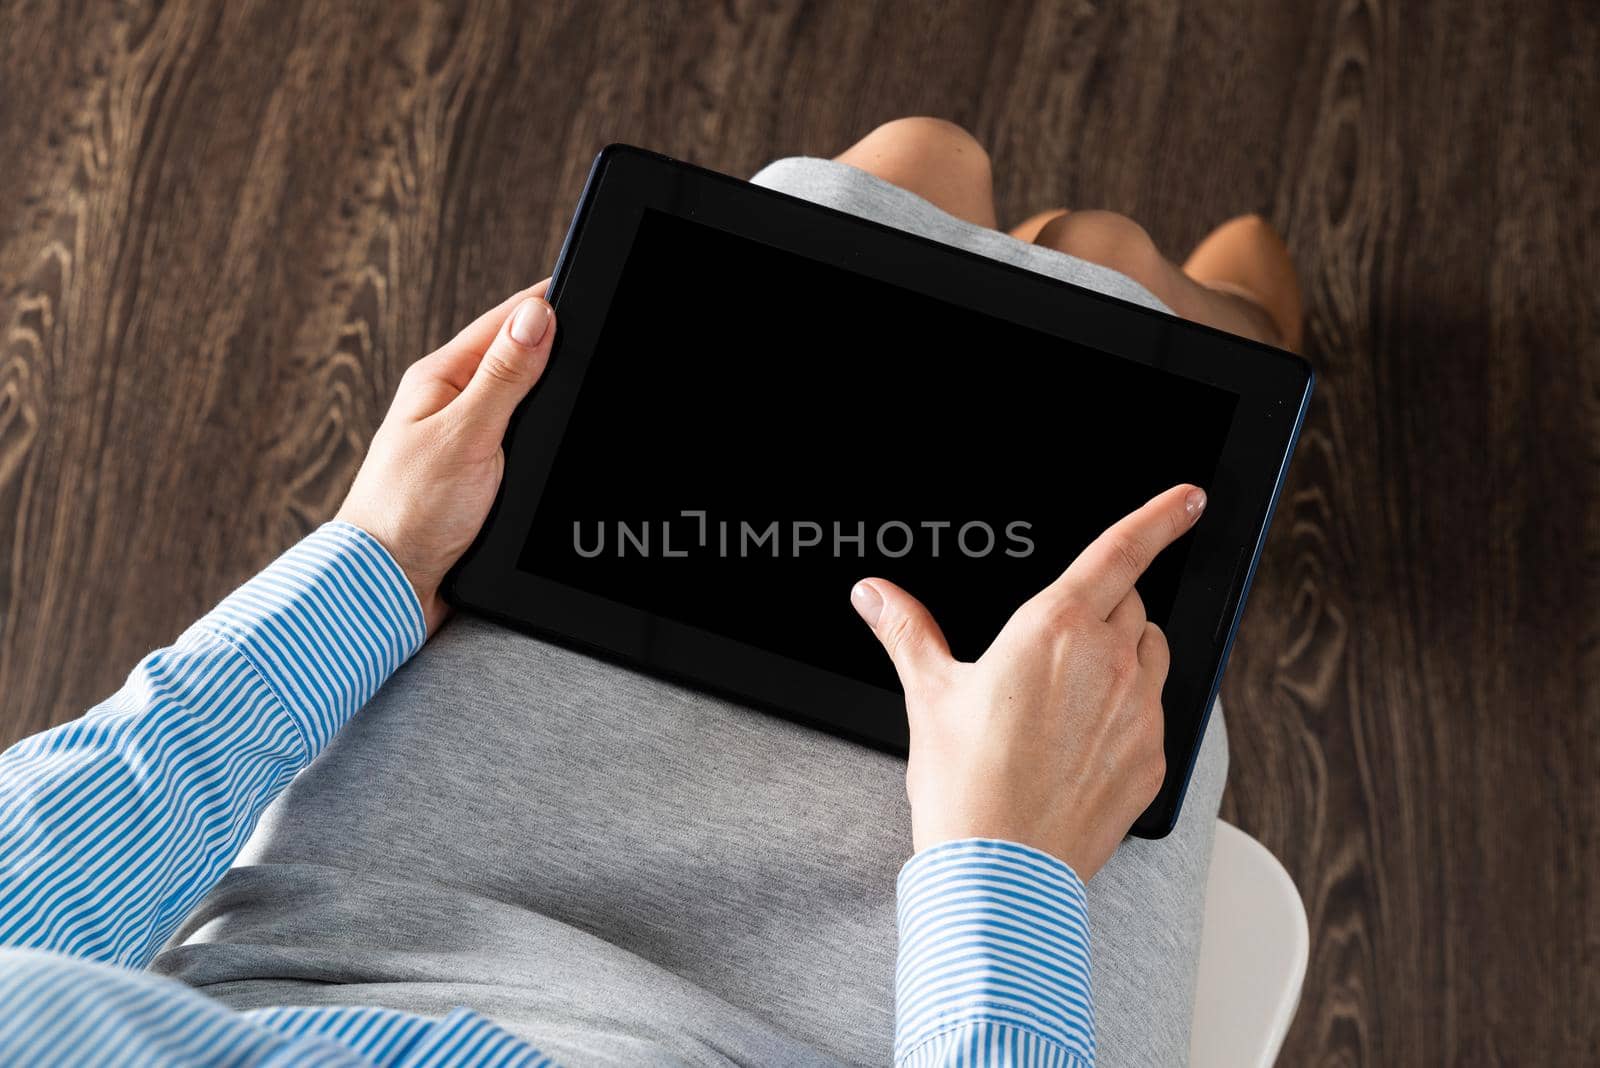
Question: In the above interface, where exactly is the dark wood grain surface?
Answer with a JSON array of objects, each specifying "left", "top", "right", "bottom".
[{"left": 1, "top": 1, "right": 1594, "bottom": 1063}]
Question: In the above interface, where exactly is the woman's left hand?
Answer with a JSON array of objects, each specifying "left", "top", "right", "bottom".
[{"left": 336, "top": 281, "right": 556, "bottom": 636}]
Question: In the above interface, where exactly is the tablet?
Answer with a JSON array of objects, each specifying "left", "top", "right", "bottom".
[{"left": 447, "top": 145, "right": 1312, "bottom": 837}]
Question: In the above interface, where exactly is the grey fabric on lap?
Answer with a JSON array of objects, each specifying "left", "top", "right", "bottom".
[
  {"left": 749, "top": 157, "right": 1170, "bottom": 314},
  {"left": 156, "top": 157, "right": 1226, "bottom": 1068}
]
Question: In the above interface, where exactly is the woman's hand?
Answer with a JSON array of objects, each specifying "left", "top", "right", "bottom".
[
  {"left": 336, "top": 282, "right": 556, "bottom": 636},
  {"left": 850, "top": 484, "right": 1206, "bottom": 880}
]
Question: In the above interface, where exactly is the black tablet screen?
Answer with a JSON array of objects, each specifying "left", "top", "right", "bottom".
[{"left": 519, "top": 209, "right": 1238, "bottom": 689}]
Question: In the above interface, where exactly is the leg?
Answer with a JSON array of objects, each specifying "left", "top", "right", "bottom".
[
  {"left": 1182, "top": 214, "right": 1305, "bottom": 351},
  {"left": 833, "top": 117, "right": 999, "bottom": 229},
  {"left": 833, "top": 119, "right": 1301, "bottom": 349},
  {"left": 1033, "top": 209, "right": 1303, "bottom": 350},
  {"left": 1009, "top": 207, "right": 1070, "bottom": 243}
]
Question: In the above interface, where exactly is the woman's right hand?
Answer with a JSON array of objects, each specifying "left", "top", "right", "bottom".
[{"left": 849, "top": 483, "right": 1206, "bottom": 881}]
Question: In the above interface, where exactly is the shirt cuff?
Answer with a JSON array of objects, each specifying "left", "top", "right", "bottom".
[
  {"left": 180, "top": 521, "right": 427, "bottom": 759},
  {"left": 895, "top": 838, "right": 1096, "bottom": 1066}
]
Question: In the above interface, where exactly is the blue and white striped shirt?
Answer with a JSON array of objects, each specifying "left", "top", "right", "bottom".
[{"left": 0, "top": 523, "right": 1096, "bottom": 1066}]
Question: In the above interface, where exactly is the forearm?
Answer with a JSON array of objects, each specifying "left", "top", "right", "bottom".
[
  {"left": 0, "top": 522, "right": 424, "bottom": 968},
  {"left": 894, "top": 839, "right": 1095, "bottom": 1067}
]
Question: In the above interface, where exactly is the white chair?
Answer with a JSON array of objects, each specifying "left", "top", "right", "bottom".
[{"left": 1188, "top": 820, "right": 1310, "bottom": 1068}]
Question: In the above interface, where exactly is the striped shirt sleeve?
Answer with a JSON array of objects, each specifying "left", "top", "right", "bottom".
[
  {"left": 0, "top": 522, "right": 426, "bottom": 969},
  {"left": 894, "top": 839, "right": 1096, "bottom": 1067},
  {"left": 0, "top": 948, "right": 560, "bottom": 1067}
]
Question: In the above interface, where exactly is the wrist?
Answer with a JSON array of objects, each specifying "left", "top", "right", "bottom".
[
  {"left": 912, "top": 812, "right": 1092, "bottom": 880},
  {"left": 412, "top": 587, "right": 449, "bottom": 637},
  {"left": 329, "top": 511, "right": 446, "bottom": 637}
]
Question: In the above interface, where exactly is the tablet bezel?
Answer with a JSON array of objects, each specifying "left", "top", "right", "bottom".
[{"left": 446, "top": 145, "right": 1312, "bottom": 837}]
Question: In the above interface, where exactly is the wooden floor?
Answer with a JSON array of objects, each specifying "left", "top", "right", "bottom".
[{"left": 1, "top": 1, "right": 1594, "bottom": 1063}]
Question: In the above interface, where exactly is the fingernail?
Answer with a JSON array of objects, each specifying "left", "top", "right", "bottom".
[
  {"left": 851, "top": 582, "right": 883, "bottom": 628},
  {"left": 1185, "top": 488, "right": 1207, "bottom": 521},
  {"left": 510, "top": 298, "right": 552, "bottom": 346}
]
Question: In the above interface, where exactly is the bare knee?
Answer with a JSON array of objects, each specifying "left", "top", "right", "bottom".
[
  {"left": 1035, "top": 211, "right": 1166, "bottom": 287},
  {"left": 836, "top": 117, "right": 995, "bottom": 225},
  {"left": 857, "top": 117, "right": 989, "bottom": 175}
]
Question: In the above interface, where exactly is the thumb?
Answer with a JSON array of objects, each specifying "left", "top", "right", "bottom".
[
  {"left": 850, "top": 579, "right": 954, "bottom": 691},
  {"left": 453, "top": 296, "right": 555, "bottom": 439}
]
